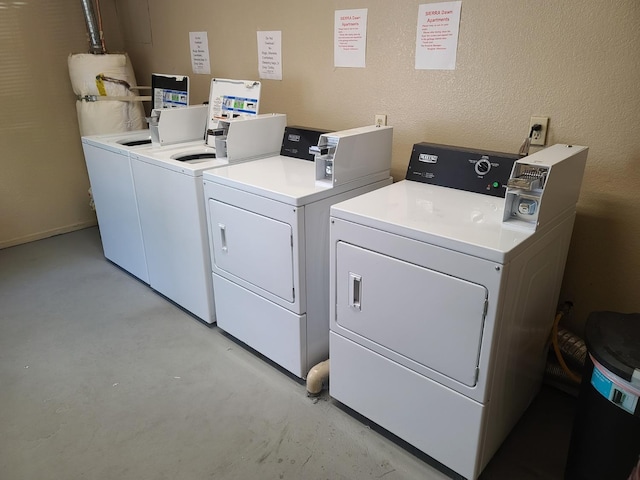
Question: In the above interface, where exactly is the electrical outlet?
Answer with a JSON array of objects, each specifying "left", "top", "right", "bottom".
[
  {"left": 529, "top": 116, "right": 549, "bottom": 146},
  {"left": 375, "top": 114, "right": 387, "bottom": 127}
]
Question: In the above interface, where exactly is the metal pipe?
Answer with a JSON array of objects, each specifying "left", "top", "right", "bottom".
[{"left": 80, "top": 0, "right": 105, "bottom": 54}]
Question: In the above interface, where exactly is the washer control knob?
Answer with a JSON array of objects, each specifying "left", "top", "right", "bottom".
[{"left": 475, "top": 157, "right": 491, "bottom": 176}]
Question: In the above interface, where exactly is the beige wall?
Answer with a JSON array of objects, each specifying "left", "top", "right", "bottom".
[
  {"left": 118, "top": 0, "right": 639, "bottom": 331},
  {"left": 0, "top": 0, "right": 125, "bottom": 249}
]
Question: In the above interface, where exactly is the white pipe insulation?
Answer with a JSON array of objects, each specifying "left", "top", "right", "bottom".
[
  {"left": 72, "top": 1, "right": 145, "bottom": 135},
  {"left": 68, "top": 53, "right": 146, "bottom": 135}
]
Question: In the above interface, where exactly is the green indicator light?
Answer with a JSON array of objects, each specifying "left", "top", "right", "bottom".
[{"left": 492, "top": 182, "right": 500, "bottom": 188}]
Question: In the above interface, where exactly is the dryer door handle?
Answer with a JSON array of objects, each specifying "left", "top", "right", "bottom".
[
  {"left": 218, "top": 223, "right": 228, "bottom": 253},
  {"left": 349, "top": 272, "right": 362, "bottom": 311}
]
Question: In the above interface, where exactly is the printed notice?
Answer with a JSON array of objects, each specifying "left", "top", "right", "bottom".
[
  {"left": 334, "top": 9, "right": 368, "bottom": 68},
  {"left": 415, "top": 2, "right": 462, "bottom": 70},
  {"left": 189, "top": 32, "right": 211, "bottom": 74},
  {"left": 257, "top": 31, "right": 282, "bottom": 80}
]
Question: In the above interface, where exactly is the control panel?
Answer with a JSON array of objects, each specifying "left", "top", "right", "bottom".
[
  {"left": 405, "top": 143, "right": 519, "bottom": 198},
  {"left": 280, "top": 126, "right": 329, "bottom": 161}
]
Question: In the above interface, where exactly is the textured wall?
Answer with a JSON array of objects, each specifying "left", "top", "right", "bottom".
[
  {"left": 0, "top": 0, "right": 126, "bottom": 248},
  {"left": 121, "top": 0, "right": 639, "bottom": 329}
]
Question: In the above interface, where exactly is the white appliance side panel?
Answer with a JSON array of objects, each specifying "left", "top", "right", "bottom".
[
  {"left": 331, "top": 126, "right": 393, "bottom": 187},
  {"left": 329, "top": 217, "right": 505, "bottom": 403},
  {"left": 205, "top": 182, "right": 305, "bottom": 314},
  {"left": 210, "top": 200, "right": 294, "bottom": 303},
  {"left": 213, "top": 274, "right": 306, "bottom": 378},
  {"left": 83, "top": 144, "right": 149, "bottom": 283},
  {"left": 478, "top": 215, "right": 575, "bottom": 471},
  {"left": 132, "top": 160, "right": 214, "bottom": 323},
  {"left": 336, "top": 242, "right": 487, "bottom": 387},
  {"left": 330, "top": 333, "right": 485, "bottom": 480}
]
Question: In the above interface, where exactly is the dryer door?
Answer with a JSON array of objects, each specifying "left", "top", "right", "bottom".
[
  {"left": 210, "top": 200, "right": 295, "bottom": 303},
  {"left": 336, "top": 242, "right": 487, "bottom": 387}
]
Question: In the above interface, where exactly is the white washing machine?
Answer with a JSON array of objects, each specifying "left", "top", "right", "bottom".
[
  {"left": 203, "top": 125, "right": 394, "bottom": 378},
  {"left": 81, "top": 105, "right": 209, "bottom": 283},
  {"left": 328, "top": 143, "right": 588, "bottom": 479},
  {"left": 130, "top": 113, "right": 287, "bottom": 324},
  {"left": 82, "top": 129, "right": 153, "bottom": 283}
]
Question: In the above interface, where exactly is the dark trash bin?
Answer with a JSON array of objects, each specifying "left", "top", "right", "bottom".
[{"left": 565, "top": 311, "right": 640, "bottom": 479}]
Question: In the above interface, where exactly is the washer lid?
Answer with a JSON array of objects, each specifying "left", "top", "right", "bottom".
[
  {"left": 586, "top": 311, "right": 640, "bottom": 384},
  {"left": 207, "top": 78, "right": 261, "bottom": 129}
]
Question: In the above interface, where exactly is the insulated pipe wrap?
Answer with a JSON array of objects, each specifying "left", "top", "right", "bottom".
[{"left": 68, "top": 53, "right": 145, "bottom": 135}]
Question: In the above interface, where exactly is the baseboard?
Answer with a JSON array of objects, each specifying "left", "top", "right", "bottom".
[{"left": 0, "top": 220, "right": 98, "bottom": 250}]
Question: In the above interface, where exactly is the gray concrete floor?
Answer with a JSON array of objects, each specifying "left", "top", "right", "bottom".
[{"left": 0, "top": 227, "right": 576, "bottom": 479}]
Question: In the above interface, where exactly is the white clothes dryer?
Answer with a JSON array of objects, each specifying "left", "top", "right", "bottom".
[
  {"left": 203, "top": 125, "right": 394, "bottom": 378},
  {"left": 328, "top": 143, "right": 588, "bottom": 479}
]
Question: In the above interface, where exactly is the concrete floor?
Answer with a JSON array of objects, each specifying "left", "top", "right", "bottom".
[{"left": 0, "top": 227, "right": 577, "bottom": 479}]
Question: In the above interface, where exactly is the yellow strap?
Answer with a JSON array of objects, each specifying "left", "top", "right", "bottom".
[{"left": 96, "top": 75, "right": 107, "bottom": 96}]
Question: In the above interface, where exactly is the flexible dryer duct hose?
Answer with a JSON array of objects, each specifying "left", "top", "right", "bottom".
[
  {"left": 306, "top": 360, "right": 330, "bottom": 397},
  {"left": 80, "top": 0, "right": 105, "bottom": 54}
]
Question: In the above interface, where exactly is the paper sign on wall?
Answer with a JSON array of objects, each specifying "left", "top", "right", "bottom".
[
  {"left": 334, "top": 9, "right": 368, "bottom": 68},
  {"left": 189, "top": 32, "right": 211, "bottom": 74},
  {"left": 415, "top": 2, "right": 462, "bottom": 70},
  {"left": 257, "top": 31, "right": 283, "bottom": 80}
]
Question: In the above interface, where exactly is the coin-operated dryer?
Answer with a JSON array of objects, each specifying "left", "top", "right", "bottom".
[{"left": 329, "top": 143, "right": 588, "bottom": 479}]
